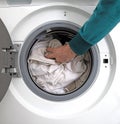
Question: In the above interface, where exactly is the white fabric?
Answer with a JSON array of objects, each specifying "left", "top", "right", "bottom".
[{"left": 28, "top": 39, "right": 87, "bottom": 94}]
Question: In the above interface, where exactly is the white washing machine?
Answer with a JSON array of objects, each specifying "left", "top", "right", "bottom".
[{"left": 0, "top": 0, "right": 120, "bottom": 124}]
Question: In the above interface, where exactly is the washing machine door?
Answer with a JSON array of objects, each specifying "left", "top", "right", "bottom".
[{"left": 0, "top": 19, "right": 13, "bottom": 102}]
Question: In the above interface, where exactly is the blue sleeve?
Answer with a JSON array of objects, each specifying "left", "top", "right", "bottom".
[{"left": 69, "top": 0, "right": 120, "bottom": 55}]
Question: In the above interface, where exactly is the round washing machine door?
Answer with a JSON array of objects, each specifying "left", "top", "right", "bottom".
[
  {"left": 0, "top": 19, "right": 15, "bottom": 102},
  {"left": 19, "top": 22, "right": 99, "bottom": 101}
]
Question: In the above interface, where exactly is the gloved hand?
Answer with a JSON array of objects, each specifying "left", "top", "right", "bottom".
[{"left": 45, "top": 44, "right": 76, "bottom": 63}]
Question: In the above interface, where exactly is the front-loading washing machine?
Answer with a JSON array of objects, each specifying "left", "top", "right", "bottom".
[{"left": 0, "top": 0, "right": 120, "bottom": 124}]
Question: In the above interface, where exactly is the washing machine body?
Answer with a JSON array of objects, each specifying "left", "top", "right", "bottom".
[{"left": 0, "top": 0, "right": 120, "bottom": 124}]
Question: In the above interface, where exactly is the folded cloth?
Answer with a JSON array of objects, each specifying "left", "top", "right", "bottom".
[{"left": 28, "top": 39, "right": 87, "bottom": 94}]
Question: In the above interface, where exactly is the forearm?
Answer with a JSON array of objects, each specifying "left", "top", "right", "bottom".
[{"left": 69, "top": 0, "right": 120, "bottom": 55}]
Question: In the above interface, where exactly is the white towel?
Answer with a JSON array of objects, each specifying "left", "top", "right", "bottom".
[{"left": 28, "top": 39, "right": 87, "bottom": 94}]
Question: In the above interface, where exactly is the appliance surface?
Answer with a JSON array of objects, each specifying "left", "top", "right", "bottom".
[{"left": 0, "top": 0, "right": 120, "bottom": 124}]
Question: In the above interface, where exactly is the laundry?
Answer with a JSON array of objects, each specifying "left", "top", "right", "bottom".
[{"left": 28, "top": 38, "right": 88, "bottom": 94}]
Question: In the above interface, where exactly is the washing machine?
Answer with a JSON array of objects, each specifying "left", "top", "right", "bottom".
[{"left": 0, "top": 0, "right": 120, "bottom": 124}]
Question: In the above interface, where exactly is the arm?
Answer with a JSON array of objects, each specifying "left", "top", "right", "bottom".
[
  {"left": 45, "top": 0, "right": 120, "bottom": 63},
  {"left": 69, "top": 0, "right": 120, "bottom": 55}
]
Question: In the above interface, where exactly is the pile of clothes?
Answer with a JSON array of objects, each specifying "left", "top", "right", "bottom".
[{"left": 28, "top": 36, "right": 91, "bottom": 94}]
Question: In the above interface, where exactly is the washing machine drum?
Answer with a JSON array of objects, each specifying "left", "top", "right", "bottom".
[
  {"left": 19, "top": 22, "right": 99, "bottom": 101},
  {"left": 27, "top": 33, "right": 91, "bottom": 95}
]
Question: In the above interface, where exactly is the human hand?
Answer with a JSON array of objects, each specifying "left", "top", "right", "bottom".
[{"left": 45, "top": 44, "right": 76, "bottom": 63}]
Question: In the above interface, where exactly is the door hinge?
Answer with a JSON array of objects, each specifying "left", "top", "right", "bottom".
[
  {"left": 1, "top": 67, "right": 17, "bottom": 76},
  {"left": 1, "top": 45, "right": 19, "bottom": 76}
]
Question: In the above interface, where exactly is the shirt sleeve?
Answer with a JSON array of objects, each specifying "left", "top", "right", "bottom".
[{"left": 69, "top": 0, "right": 120, "bottom": 55}]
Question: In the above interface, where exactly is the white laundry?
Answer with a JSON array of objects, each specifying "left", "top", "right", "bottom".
[{"left": 28, "top": 39, "right": 87, "bottom": 94}]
